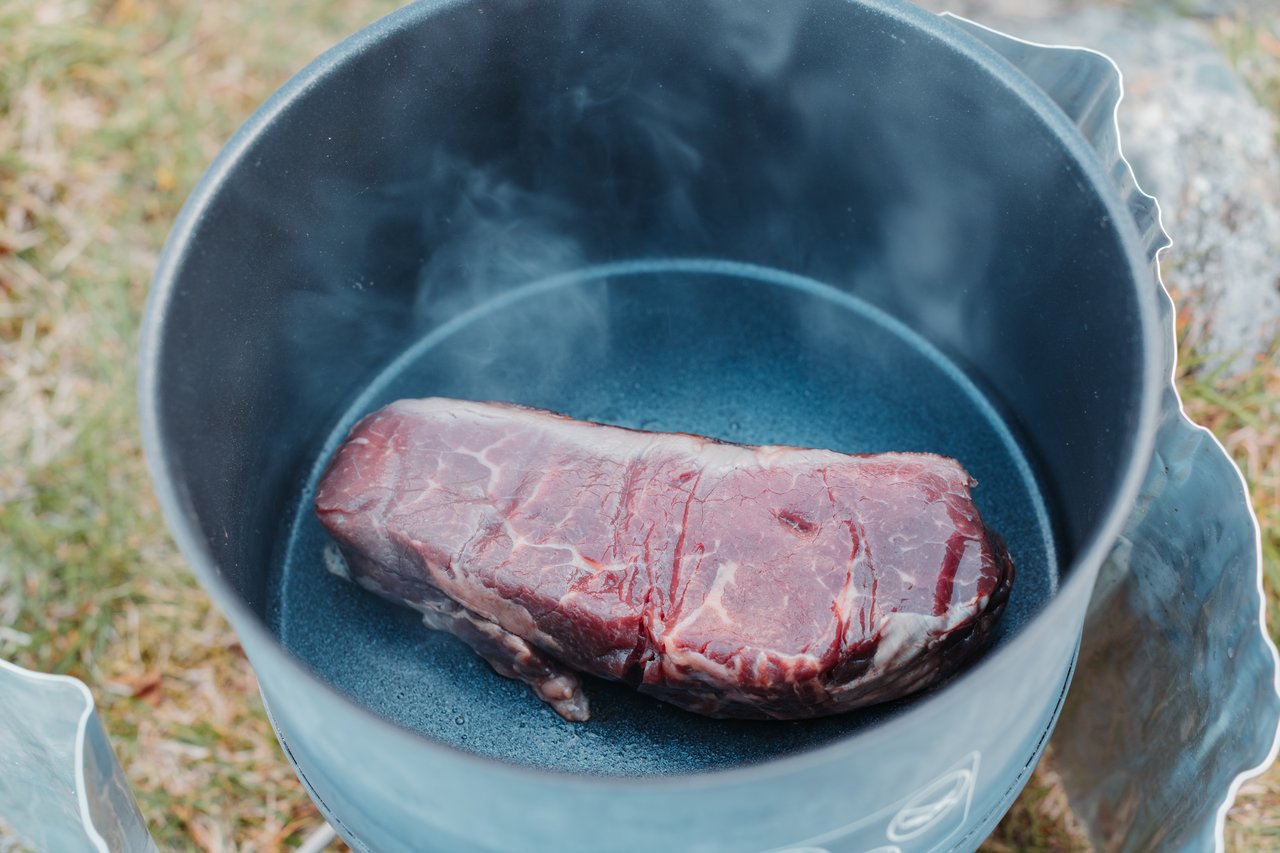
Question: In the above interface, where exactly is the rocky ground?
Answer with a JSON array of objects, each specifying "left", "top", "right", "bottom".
[{"left": 918, "top": 0, "right": 1280, "bottom": 369}]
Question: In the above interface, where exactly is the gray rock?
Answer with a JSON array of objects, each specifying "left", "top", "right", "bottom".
[{"left": 916, "top": 1, "right": 1280, "bottom": 369}]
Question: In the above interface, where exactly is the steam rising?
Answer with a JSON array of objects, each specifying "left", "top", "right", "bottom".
[
  {"left": 276, "top": 0, "right": 1107, "bottom": 436},
  {"left": 396, "top": 0, "right": 841, "bottom": 393},
  {"left": 410, "top": 160, "right": 606, "bottom": 384}
]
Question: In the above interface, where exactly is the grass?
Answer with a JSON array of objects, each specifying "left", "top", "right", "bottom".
[
  {"left": 1216, "top": 10, "right": 1280, "bottom": 145},
  {"left": 0, "top": 1, "right": 403, "bottom": 848},
  {"left": 0, "top": 1, "right": 1276, "bottom": 850}
]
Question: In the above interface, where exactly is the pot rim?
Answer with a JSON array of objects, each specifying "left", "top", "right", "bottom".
[{"left": 138, "top": 0, "right": 1164, "bottom": 788}]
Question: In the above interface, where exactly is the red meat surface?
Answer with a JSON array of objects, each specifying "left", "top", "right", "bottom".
[{"left": 316, "top": 398, "right": 1013, "bottom": 721}]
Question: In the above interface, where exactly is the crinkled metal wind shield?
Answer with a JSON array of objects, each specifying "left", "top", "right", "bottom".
[
  {"left": 0, "top": 658, "right": 155, "bottom": 852},
  {"left": 946, "top": 14, "right": 1280, "bottom": 852}
]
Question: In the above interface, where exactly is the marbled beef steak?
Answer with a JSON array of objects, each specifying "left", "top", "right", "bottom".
[{"left": 315, "top": 398, "right": 1014, "bottom": 721}]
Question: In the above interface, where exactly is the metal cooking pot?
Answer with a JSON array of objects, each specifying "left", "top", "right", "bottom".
[{"left": 139, "top": 1, "right": 1280, "bottom": 850}]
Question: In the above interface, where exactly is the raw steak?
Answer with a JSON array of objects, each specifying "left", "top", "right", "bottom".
[{"left": 315, "top": 398, "right": 1014, "bottom": 721}]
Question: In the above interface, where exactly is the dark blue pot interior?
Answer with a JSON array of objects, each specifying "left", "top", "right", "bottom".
[
  {"left": 148, "top": 0, "right": 1148, "bottom": 779},
  {"left": 275, "top": 260, "right": 1057, "bottom": 774}
]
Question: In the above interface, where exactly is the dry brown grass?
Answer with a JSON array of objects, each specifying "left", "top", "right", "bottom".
[
  {"left": 0, "top": 1, "right": 400, "bottom": 849},
  {"left": 0, "top": 1, "right": 1276, "bottom": 851}
]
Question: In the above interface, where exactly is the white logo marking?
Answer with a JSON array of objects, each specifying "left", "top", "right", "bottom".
[{"left": 886, "top": 751, "right": 980, "bottom": 843}]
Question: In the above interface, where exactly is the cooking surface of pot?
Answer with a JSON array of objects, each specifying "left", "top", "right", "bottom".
[{"left": 275, "top": 259, "right": 1058, "bottom": 773}]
